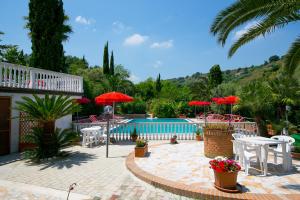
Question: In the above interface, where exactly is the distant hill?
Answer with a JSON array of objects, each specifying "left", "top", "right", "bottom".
[{"left": 167, "top": 55, "right": 300, "bottom": 86}]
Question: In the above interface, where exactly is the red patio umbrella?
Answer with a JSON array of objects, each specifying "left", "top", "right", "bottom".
[
  {"left": 95, "top": 92, "right": 134, "bottom": 118},
  {"left": 76, "top": 97, "right": 91, "bottom": 104},
  {"left": 75, "top": 97, "right": 91, "bottom": 122},
  {"left": 188, "top": 101, "right": 211, "bottom": 124}
]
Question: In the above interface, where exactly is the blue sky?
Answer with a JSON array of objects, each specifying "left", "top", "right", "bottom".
[{"left": 1, "top": 0, "right": 299, "bottom": 82}]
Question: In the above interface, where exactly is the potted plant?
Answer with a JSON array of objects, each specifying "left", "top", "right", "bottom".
[
  {"left": 170, "top": 135, "right": 178, "bottom": 144},
  {"left": 130, "top": 128, "right": 138, "bottom": 142},
  {"left": 195, "top": 128, "right": 203, "bottom": 141},
  {"left": 292, "top": 145, "right": 300, "bottom": 159},
  {"left": 135, "top": 138, "right": 148, "bottom": 157},
  {"left": 209, "top": 157, "right": 241, "bottom": 192}
]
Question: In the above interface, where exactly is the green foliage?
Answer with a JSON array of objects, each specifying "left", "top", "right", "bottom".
[
  {"left": 188, "top": 77, "right": 210, "bottom": 100},
  {"left": 26, "top": 0, "right": 71, "bottom": 72},
  {"left": 155, "top": 73, "right": 162, "bottom": 94},
  {"left": 195, "top": 128, "right": 202, "bottom": 136},
  {"left": 135, "top": 78, "right": 155, "bottom": 101},
  {"left": 2, "top": 46, "right": 27, "bottom": 65},
  {"left": 120, "top": 99, "right": 146, "bottom": 114},
  {"left": 269, "top": 55, "right": 280, "bottom": 63},
  {"left": 65, "top": 56, "right": 88, "bottom": 74},
  {"left": 24, "top": 127, "right": 77, "bottom": 161},
  {"left": 103, "top": 42, "right": 109, "bottom": 75},
  {"left": 208, "top": 64, "right": 223, "bottom": 88},
  {"left": 136, "top": 138, "right": 147, "bottom": 147},
  {"left": 150, "top": 99, "right": 177, "bottom": 118},
  {"left": 109, "top": 51, "right": 114, "bottom": 75},
  {"left": 210, "top": 0, "right": 300, "bottom": 75}
]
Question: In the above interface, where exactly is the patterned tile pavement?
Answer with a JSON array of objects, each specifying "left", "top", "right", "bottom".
[
  {"left": 0, "top": 141, "right": 192, "bottom": 200},
  {"left": 133, "top": 142, "right": 300, "bottom": 199}
]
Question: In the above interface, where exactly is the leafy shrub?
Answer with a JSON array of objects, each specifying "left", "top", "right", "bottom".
[
  {"left": 120, "top": 100, "right": 146, "bottom": 114},
  {"left": 150, "top": 99, "right": 177, "bottom": 118},
  {"left": 136, "top": 138, "right": 147, "bottom": 147},
  {"left": 24, "top": 128, "right": 78, "bottom": 161}
]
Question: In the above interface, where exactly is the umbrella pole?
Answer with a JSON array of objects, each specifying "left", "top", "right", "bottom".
[
  {"left": 113, "top": 102, "right": 115, "bottom": 121},
  {"left": 204, "top": 106, "right": 207, "bottom": 125}
]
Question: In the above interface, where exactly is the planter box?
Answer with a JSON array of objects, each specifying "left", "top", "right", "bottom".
[
  {"left": 204, "top": 127, "right": 234, "bottom": 158},
  {"left": 292, "top": 152, "right": 300, "bottom": 159},
  {"left": 196, "top": 135, "right": 202, "bottom": 141},
  {"left": 135, "top": 144, "right": 148, "bottom": 157}
]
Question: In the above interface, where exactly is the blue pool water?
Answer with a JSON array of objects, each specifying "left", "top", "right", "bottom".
[{"left": 111, "top": 118, "right": 201, "bottom": 135}]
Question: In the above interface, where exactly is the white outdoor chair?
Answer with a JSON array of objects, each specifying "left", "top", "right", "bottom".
[
  {"left": 236, "top": 140, "right": 263, "bottom": 175},
  {"left": 232, "top": 133, "right": 244, "bottom": 161},
  {"left": 269, "top": 135, "right": 295, "bottom": 164}
]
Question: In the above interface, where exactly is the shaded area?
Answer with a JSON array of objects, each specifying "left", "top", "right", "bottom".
[
  {"left": 25, "top": 151, "right": 97, "bottom": 170},
  {"left": 0, "top": 153, "right": 22, "bottom": 166}
]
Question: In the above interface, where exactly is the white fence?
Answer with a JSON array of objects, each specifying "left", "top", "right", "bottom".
[
  {"left": 73, "top": 121, "right": 258, "bottom": 142},
  {"left": 0, "top": 62, "right": 83, "bottom": 93}
]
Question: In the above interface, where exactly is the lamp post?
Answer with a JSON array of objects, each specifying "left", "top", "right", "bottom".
[
  {"left": 104, "top": 105, "right": 113, "bottom": 158},
  {"left": 285, "top": 105, "right": 291, "bottom": 135}
]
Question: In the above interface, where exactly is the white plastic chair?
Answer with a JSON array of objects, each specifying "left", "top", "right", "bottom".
[
  {"left": 269, "top": 135, "right": 295, "bottom": 164},
  {"left": 236, "top": 140, "right": 263, "bottom": 175},
  {"left": 232, "top": 133, "right": 244, "bottom": 161}
]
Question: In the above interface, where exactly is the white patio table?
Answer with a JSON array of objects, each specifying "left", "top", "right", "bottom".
[
  {"left": 236, "top": 136, "right": 291, "bottom": 176},
  {"left": 81, "top": 126, "right": 102, "bottom": 147}
]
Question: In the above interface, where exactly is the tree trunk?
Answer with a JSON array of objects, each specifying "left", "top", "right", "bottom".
[
  {"left": 42, "top": 121, "right": 56, "bottom": 157},
  {"left": 255, "top": 116, "right": 268, "bottom": 137}
]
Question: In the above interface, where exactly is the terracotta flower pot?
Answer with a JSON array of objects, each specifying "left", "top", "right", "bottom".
[
  {"left": 135, "top": 144, "right": 148, "bottom": 157},
  {"left": 196, "top": 135, "right": 202, "bottom": 141},
  {"left": 214, "top": 170, "right": 238, "bottom": 190}
]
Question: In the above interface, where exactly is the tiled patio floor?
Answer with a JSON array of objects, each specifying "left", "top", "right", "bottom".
[
  {"left": 132, "top": 142, "right": 300, "bottom": 199},
  {"left": 0, "top": 141, "right": 191, "bottom": 200}
]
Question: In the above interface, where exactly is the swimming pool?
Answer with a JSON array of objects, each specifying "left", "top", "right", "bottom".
[{"left": 111, "top": 118, "right": 201, "bottom": 135}]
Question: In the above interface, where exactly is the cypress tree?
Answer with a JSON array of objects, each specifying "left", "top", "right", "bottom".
[
  {"left": 208, "top": 64, "right": 223, "bottom": 88},
  {"left": 109, "top": 51, "right": 114, "bottom": 75},
  {"left": 156, "top": 73, "right": 162, "bottom": 93},
  {"left": 27, "top": 0, "right": 71, "bottom": 72},
  {"left": 103, "top": 42, "right": 109, "bottom": 74}
]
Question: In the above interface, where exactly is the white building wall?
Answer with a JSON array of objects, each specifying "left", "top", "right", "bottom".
[{"left": 0, "top": 92, "right": 81, "bottom": 153}]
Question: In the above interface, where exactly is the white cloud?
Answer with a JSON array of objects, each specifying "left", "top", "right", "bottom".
[
  {"left": 123, "top": 34, "right": 148, "bottom": 46},
  {"left": 75, "top": 16, "right": 95, "bottom": 25},
  {"left": 153, "top": 60, "right": 162, "bottom": 68},
  {"left": 233, "top": 21, "right": 259, "bottom": 40},
  {"left": 129, "top": 74, "right": 141, "bottom": 83},
  {"left": 112, "top": 21, "right": 130, "bottom": 33},
  {"left": 150, "top": 40, "right": 173, "bottom": 49}
]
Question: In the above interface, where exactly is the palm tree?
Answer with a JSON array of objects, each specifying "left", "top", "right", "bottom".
[
  {"left": 210, "top": 0, "right": 300, "bottom": 75},
  {"left": 16, "top": 94, "right": 79, "bottom": 157},
  {"left": 237, "top": 81, "right": 274, "bottom": 136}
]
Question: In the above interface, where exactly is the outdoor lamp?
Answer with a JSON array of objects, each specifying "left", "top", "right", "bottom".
[
  {"left": 104, "top": 105, "right": 113, "bottom": 158},
  {"left": 104, "top": 105, "right": 113, "bottom": 116}
]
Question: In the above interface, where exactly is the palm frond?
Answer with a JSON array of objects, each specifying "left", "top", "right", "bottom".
[
  {"left": 211, "top": 0, "right": 300, "bottom": 45},
  {"left": 229, "top": 12, "right": 300, "bottom": 57},
  {"left": 284, "top": 36, "right": 300, "bottom": 75}
]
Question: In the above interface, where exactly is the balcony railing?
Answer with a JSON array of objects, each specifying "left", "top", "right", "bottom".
[{"left": 0, "top": 62, "right": 83, "bottom": 93}]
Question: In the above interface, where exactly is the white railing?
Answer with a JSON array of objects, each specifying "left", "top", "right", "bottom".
[
  {"left": 73, "top": 121, "right": 258, "bottom": 142},
  {"left": 0, "top": 62, "right": 83, "bottom": 93}
]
